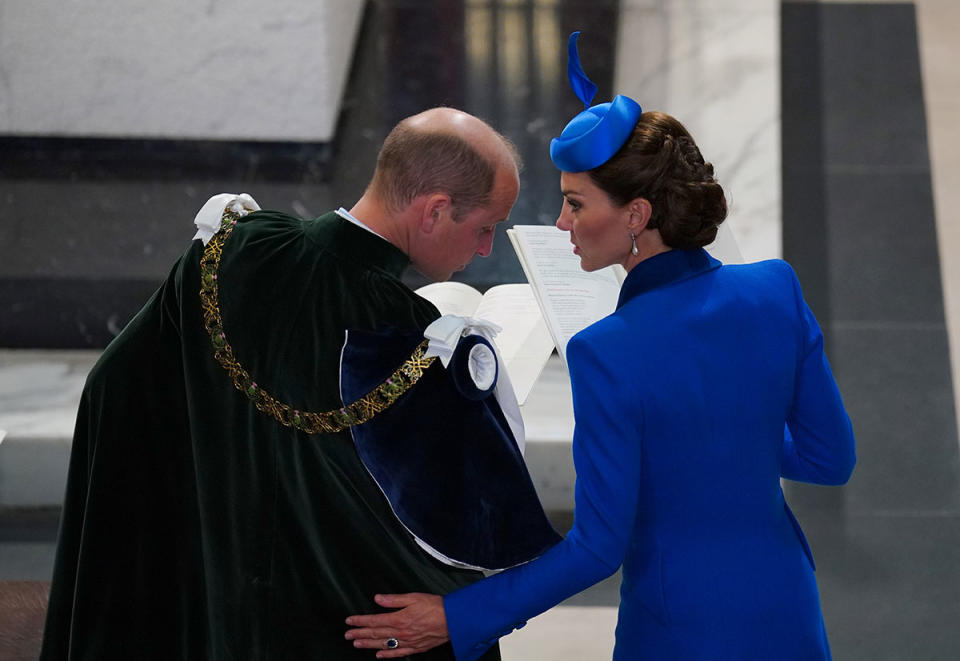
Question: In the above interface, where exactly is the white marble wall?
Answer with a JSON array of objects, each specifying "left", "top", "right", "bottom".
[
  {"left": 0, "top": 0, "right": 364, "bottom": 141},
  {"left": 0, "top": 352, "right": 92, "bottom": 506},
  {"left": 913, "top": 0, "right": 960, "bottom": 443},
  {"left": 616, "top": 0, "right": 781, "bottom": 261}
]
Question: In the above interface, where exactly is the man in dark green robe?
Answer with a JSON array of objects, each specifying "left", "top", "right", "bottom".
[{"left": 41, "top": 108, "right": 521, "bottom": 660}]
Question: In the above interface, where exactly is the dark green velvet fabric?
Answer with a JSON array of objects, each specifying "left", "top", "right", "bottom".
[{"left": 40, "top": 211, "right": 500, "bottom": 660}]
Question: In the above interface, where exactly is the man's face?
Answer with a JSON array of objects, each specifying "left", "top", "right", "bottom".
[{"left": 416, "top": 167, "right": 519, "bottom": 281}]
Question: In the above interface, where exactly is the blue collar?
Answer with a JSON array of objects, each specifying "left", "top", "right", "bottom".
[{"left": 617, "top": 248, "right": 722, "bottom": 309}]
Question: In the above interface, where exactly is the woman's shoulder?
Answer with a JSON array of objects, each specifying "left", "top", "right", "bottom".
[
  {"left": 716, "top": 258, "right": 801, "bottom": 293},
  {"left": 573, "top": 310, "right": 631, "bottom": 343},
  {"left": 721, "top": 257, "right": 795, "bottom": 278},
  {"left": 567, "top": 314, "right": 633, "bottom": 368}
]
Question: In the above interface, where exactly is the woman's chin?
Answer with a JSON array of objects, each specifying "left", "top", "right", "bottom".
[{"left": 578, "top": 257, "right": 602, "bottom": 273}]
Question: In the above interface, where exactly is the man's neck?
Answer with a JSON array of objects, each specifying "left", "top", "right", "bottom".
[{"left": 348, "top": 195, "right": 412, "bottom": 256}]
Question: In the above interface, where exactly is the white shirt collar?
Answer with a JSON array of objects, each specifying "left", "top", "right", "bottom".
[{"left": 335, "top": 207, "right": 388, "bottom": 241}]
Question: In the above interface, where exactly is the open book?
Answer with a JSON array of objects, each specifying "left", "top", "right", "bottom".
[
  {"left": 415, "top": 282, "right": 555, "bottom": 406},
  {"left": 508, "top": 225, "right": 625, "bottom": 365},
  {"left": 416, "top": 227, "right": 625, "bottom": 404}
]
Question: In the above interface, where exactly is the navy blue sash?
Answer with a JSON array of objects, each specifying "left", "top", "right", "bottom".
[{"left": 340, "top": 327, "right": 561, "bottom": 570}]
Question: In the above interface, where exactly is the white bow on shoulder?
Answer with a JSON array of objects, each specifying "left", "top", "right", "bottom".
[
  {"left": 423, "top": 315, "right": 502, "bottom": 367},
  {"left": 193, "top": 193, "right": 261, "bottom": 245}
]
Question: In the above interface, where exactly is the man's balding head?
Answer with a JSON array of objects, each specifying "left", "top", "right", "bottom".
[
  {"left": 349, "top": 108, "right": 521, "bottom": 282},
  {"left": 369, "top": 108, "right": 521, "bottom": 221}
]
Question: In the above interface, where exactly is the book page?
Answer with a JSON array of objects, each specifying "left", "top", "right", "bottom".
[
  {"left": 416, "top": 281, "right": 551, "bottom": 405},
  {"left": 415, "top": 281, "right": 483, "bottom": 317},
  {"left": 473, "top": 284, "right": 555, "bottom": 405},
  {"left": 509, "top": 225, "right": 622, "bottom": 364}
]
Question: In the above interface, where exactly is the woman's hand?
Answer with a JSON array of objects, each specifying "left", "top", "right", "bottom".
[{"left": 345, "top": 593, "right": 449, "bottom": 658}]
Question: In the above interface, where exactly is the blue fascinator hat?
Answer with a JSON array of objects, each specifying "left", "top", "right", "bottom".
[{"left": 549, "top": 32, "right": 643, "bottom": 172}]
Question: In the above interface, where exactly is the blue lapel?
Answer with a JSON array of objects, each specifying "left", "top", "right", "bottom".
[{"left": 617, "top": 248, "right": 722, "bottom": 309}]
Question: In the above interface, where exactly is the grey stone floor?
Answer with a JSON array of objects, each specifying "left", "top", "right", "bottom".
[
  {"left": 5, "top": 506, "right": 960, "bottom": 659},
  {"left": 0, "top": 508, "right": 59, "bottom": 582}
]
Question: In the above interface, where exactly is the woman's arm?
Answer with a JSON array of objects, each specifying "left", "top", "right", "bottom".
[
  {"left": 781, "top": 265, "right": 856, "bottom": 485},
  {"left": 345, "top": 330, "right": 644, "bottom": 659}
]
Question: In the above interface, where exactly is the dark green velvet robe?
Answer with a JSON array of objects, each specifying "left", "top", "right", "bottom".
[{"left": 40, "top": 211, "right": 500, "bottom": 660}]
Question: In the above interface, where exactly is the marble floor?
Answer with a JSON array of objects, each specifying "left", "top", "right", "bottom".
[{"left": 2, "top": 1, "right": 960, "bottom": 659}]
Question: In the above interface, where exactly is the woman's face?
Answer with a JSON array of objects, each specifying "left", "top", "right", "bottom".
[{"left": 556, "top": 171, "right": 632, "bottom": 272}]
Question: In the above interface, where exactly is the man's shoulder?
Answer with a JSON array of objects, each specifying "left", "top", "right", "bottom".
[
  {"left": 244, "top": 209, "right": 337, "bottom": 221},
  {"left": 238, "top": 208, "right": 335, "bottom": 228},
  {"left": 223, "top": 209, "right": 341, "bottom": 259}
]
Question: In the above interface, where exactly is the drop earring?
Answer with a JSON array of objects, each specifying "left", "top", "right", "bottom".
[{"left": 630, "top": 232, "right": 639, "bottom": 256}]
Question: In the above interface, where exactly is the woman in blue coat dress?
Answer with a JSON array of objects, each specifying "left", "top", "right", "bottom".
[{"left": 345, "top": 34, "right": 856, "bottom": 661}]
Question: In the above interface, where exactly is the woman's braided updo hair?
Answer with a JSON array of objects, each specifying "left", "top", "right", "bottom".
[{"left": 588, "top": 111, "right": 727, "bottom": 249}]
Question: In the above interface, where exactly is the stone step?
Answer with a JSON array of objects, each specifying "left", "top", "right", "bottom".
[{"left": 0, "top": 351, "right": 577, "bottom": 510}]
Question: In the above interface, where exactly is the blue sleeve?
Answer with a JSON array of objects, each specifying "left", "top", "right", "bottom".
[
  {"left": 781, "top": 266, "right": 856, "bottom": 485},
  {"left": 444, "top": 332, "right": 643, "bottom": 660}
]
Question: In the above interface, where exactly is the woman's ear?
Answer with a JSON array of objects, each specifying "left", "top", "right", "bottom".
[{"left": 628, "top": 198, "right": 653, "bottom": 233}]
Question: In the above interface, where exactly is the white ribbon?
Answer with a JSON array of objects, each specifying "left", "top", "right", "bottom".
[
  {"left": 423, "top": 314, "right": 526, "bottom": 455},
  {"left": 423, "top": 315, "right": 502, "bottom": 367},
  {"left": 193, "top": 193, "right": 261, "bottom": 245}
]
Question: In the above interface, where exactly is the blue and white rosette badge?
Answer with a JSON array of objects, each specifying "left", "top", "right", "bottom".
[
  {"left": 549, "top": 31, "right": 643, "bottom": 173},
  {"left": 423, "top": 315, "right": 525, "bottom": 453}
]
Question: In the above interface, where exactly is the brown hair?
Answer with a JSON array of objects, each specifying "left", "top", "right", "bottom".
[
  {"left": 370, "top": 121, "right": 520, "bottom": 221},
  {"left": 588, "top": 111, "right": 727, "bottom": 249}
]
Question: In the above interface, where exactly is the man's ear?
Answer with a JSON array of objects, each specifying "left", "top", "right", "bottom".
[
  {"left": 420, "top": 193, "right": 453, "bottom": 233},
  {"left": 627, "top": 198, "right": 653, "bottom": 233}
]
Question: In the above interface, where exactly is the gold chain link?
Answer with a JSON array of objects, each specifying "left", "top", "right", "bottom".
[{"left": 199, "top": 208, "right": 436, "bottom": 434}]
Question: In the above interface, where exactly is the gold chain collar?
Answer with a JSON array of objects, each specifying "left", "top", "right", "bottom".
[{"left": 199, "top": 208, "right": 436, "bottom": 434}]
